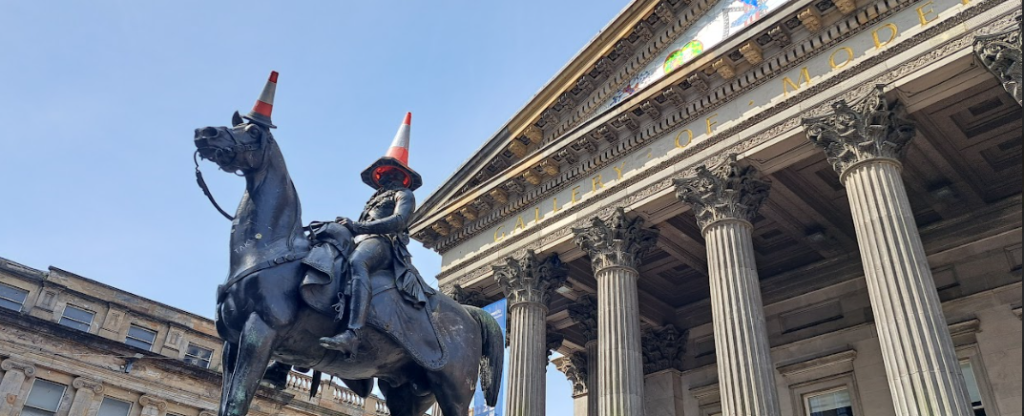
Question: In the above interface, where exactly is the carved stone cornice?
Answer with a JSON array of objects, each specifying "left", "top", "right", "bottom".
[
  {"left": 493, "top": 251, "right": 568, "bottom": 307},
  {"left": 139, "top": 394, "right": 168, "bottom": 411},
  {"left": 642, "top": 324, "right": 688, "bottom": 374},
  {"left": 72, "top": 376, "right": 105, "bottom": 395},
  {"left": 801, "top": 84, "right": 916, "bottom": 181},
  {"left": 546, "top": 327, "right": 565, "bottom": 360},
  {"left": 0, "top": 359, "right": 36, "bottom": 377},
  {"left": 673, "top": 155, "right": 770, "bottom": 231},
  {"left": 555, "top": 352, "right": 589, "bottom": 396},
  {"left": 974, "top": 15, "right": 1022, "bottom": 106},
  {"left": 573, "top": 207, "right": 659, "bottom": 272},
  {"left": 567, "top": 293, "right": 599, "bottom": 342},
  {"left": 443, "top": 284, "right": 490, "bottom": 308}
]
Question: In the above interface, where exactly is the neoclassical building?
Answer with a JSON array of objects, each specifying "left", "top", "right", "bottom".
[
  {"left": 0, "top": 257, "right": 392, "bottom": 416},
  {"left": 408, "top": 0, "right": 1022, "bottom": 414}
]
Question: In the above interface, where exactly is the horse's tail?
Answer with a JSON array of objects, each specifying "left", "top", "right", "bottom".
[{"left": 464, "top": 305, "right": 504, "bottom": 407}]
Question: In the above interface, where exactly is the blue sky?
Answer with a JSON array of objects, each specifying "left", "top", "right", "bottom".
[{"left": 0, "top": 0, "right": 629, "bottom": 413}]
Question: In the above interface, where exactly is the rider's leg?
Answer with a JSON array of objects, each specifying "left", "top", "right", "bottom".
[{"left": 320, "top": 238, "right": 387, "bottom": 354}]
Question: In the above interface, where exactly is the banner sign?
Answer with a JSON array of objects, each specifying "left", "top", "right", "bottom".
[{"left": 471, "top": 299, "right": 508, "bottom": 416}]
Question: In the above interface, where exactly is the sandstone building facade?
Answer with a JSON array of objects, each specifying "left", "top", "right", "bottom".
[
  {"left": 408, "top": 0, "right": 1022, "bottom": 414},
  {"left": 0, "top": 257, "right": 390, "bottom": 416}
]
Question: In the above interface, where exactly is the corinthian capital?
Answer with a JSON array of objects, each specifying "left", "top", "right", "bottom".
[
  {"left": 555, "top": 352, "right": 589, "bottom": 396},
  {"left": 642, "top": 324, "right": 688, "bottom": 374},
  {"left": 974, "top": 15, "right": 1022, "bottom": 106},
  {"left": 573, "top": 207, "right": 659, "bottom": 271},
  {"left": 801, "top": 85, "right": 916, "bottom": 179},
  {"left": 673, "top": 155, "right": 770, "bottom": 231},
  {"left": 567, "top": 293, "right": 599, "bottom": 342},
  {"left": 493, "top": 251, "right": 568, "bottom": 307},
  {"left": 443, "top": 283, "right": 490, "bottom": 307}
]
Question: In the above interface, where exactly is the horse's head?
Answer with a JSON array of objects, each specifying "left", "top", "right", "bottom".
[{"left": 194, "top": 111, "right": 273, "bottom": 174}]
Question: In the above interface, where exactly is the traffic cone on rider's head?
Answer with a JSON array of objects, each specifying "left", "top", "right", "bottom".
[
  {"left": 245, "top": 71, "right": 278, "bottom": 128},
  {"left": 360, "top": 112, "right": 423, "bottom": 191}
]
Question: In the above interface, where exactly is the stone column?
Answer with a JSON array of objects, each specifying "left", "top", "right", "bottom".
[
  {"left": 494, "top": 250, "right": 568, "bottom": 416},
  {"left": 68, "top": 377, "right": 105, "bottom": 416},
  {"left": 802, "top": 85, "right": 974, "bottom": 416},
  {"left": 642, "top": 325, "right": 688, "bottom": 416},
  {"left": 555, "top": 352, "right": 590, "bottom": 416},
  {"left": 0, "top": 359, "right": 36, "bottom": 414},
  {"left": 139, "top": 395, "right": 168, "bottom": 416},
  {"left": 674, "top": 157, "right": 780, "bottom": 416},
  {"left": 573, "top": 208, "right": 658, "bottom": 416},
  {"left": 974, "top": 16, "right": 1022, "bottom": 106},
  {"left": 568, "top": 293, "right": 599, "bottom": 416}
]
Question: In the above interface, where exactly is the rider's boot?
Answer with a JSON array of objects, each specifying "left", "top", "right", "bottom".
[{"left": 320, "top": 278, "right": 370, "bottom": 355}]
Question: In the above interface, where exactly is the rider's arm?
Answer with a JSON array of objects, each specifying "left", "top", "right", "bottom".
[{"left": 348, "top": 189, "right": 414, "bottom": 235}]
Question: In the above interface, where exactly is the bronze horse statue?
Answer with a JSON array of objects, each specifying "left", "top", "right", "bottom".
[{"left": 193, "top": 109, "right": 502, "bottom": 416}]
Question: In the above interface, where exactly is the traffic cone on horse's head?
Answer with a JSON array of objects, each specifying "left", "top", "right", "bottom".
[
  {"left": 360, "top": 112, "right": 423, "bottom": 191},
  {"left": 245, "top": 71, "right": 278, "bottom": 128}
]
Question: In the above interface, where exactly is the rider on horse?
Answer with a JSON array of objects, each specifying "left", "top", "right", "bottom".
[{"left": 318, "top": 112, "right": 435, "bottom": 355}]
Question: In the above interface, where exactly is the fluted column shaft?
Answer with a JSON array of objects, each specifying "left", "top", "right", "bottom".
[
  {"left": 675, "top": 157, "right": 779, "bottom": 416},
  {"left": 844, "top": 160, "right": 973, "bottom": 415},
  {"left": 705, "top": 220, "right": 780, "bottom": 416},
  {"left": 494, "top": 251, "right": 568, "bottom": 416},
  {"left": 803, "top": 86, "right": 972, "bottom": 416},
  {"left": 507, "top": 301, "right": 548, "bottom": 415},
  {"left": 574, "top": 207, "right": 658, "bottom": 416},
  {"left": 586, "top": 340, "right": 599, "bottom": 416}
]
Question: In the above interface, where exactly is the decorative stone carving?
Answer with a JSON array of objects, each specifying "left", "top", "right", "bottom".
[
  {"left": 0, "top": 359, "right": 36, "bottom": 378},
  {"left": 567, "top": 293, "right": 599, "bottom": 342},
  {"left": 523, "top": 125, "right": 543, "bottom": 144},
  {"left": 489, "top": 188, "right": 509, "bottom": 205},
  {"left": 686, "top": 73, "right": 709, "bottom": 92},
  {"left": 445, "top": 284, "right": 489, "bottom": 308},
  {"left": 834, "top": 0, "right": 857, "bottom": 14},
  {"left": 673, "top": 155, "right": 771, "bottom": 230},
  {"left": 641, "top": 324, "right": 688, "bottom": 374},
  {"left": 573, "top": 207, "right": 659, "bottom": 271},
  {"left": 974, "top": 16, "right": 1022, "bottom": 106},
  {"left": 472, "top": 197, "right": 492, "bottom": 213},
  {"left": 524, "top": 169, "right": 544, "bottom": 185},
  {"left": 662, "top": 86, "right": 687, "bottom": 107},
  {"left": 557, "top": 149, "right": 579, "bottom": 165},
  {"left": 139, "top": 395, "right": 168, "bottom": 415},
  {"left": 431, "top": 221, "right": 451, "bottom": 237},
  {"left": 633, "top": 21, "right": 654, "bottom": 43},
  {"left": 593, "top": 125, "right": 617, "bottom": 143},
  {"left": 801, "top": 84, "right": 916, "bottom": 180},
  {"left": 493, "top": 250, "right": 568, "bottom": 306},
  {"left": 72, "top": 377, "right": 105, "bottom": 395},
  {"left": 611, "top": 114, "right": 640, "bottom": 131},
  {"left": 640, "top": 101, "right": 661, "bottom": 119},
  {"left": 769, "top": 26, "right": 791, "bottom": 46},
  {"left": 505, "top": 178, "right": 527, "bottom": 194},
  {"left": 508, "top": 140, "right": 529, "bottom": 158},
  {"left": 459, "top": 206, "right": 478, "bottom": 221},
  {"left": 571, "top": 137, "right": 599, "bottom": 154},
  {"left": 556, "top": 352, "right": 590, "bottom": 396},
  {"left": 740, "top": 41, "right": 763, "bottom": 65},
  {"left": 540, "top": 159, "right": 560, "bottom": 176},
  {"left": 445, "top": 213, "right": 464, "bottom": 229},
  {"left": 798, "top": 8, "right": 822, "bottom": 32},
  {"left": 713, "top": 58, "right": 736, "bottom": 79}
]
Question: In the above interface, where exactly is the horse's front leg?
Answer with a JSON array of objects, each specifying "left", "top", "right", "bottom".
[{"left": 220, "top": 312, "right": 278, "bottom": 416}]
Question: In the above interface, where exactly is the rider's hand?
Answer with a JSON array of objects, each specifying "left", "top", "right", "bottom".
[{"left": 335, "top": 216, "right": 350, "bottom": 225}]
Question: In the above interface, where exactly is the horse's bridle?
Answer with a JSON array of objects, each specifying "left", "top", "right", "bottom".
[{"left": 194, "top": 126, "right": 269, "bottom": 221}]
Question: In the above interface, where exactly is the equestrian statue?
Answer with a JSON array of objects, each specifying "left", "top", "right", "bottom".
[{"left": 192, "top": 71, "right": 503, "bottom": 416}]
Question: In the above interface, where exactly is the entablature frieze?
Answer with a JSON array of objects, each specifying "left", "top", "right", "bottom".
[
  {"left": 432, "top": 0, "right": 1017, "bottom": 290},
  {"left": 414, "top": 0, "right": 945, "bottom": 253}
]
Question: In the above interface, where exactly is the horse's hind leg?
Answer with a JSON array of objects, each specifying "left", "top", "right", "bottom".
[
  {"left": 429, "top": 371, "right": 476, "bottom": 416},
  {"left": 379, "top": 381, "right": 436, "bottom": 416},
  {"left": 220, "top": 312, "right": 278, "bottom": 416}
]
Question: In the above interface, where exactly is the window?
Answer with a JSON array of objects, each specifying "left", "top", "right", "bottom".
[
  {"left": 0, "top": 282, "right": 29, "bottom": 311},
  {"left": 961, "top": 361, "right": 987, "bottom": 416},
  {"left": 805, "top": 388, "right": 854, "bottom": 416},
  {"left": 184, "top": 343, "right": 214, "bottom": 368},
  {"left": 59, "top": 305, "right": 95, "bottom": 332},
  {"left": 97, "top": 397, "right": 132, "bottom": 416},
  {"left": 125, "top": 325, "right": 157, "bottom": 351},
  {"left": 22, "top": 379, "right": 66, "bottom": 416}
]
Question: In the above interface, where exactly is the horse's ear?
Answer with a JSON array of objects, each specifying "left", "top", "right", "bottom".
[{"left": 232, "top": 111, "right": 244, "bottom": 127}]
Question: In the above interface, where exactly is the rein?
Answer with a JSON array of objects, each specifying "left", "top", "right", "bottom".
[{"left": 194, "top": 150, "right": 237, "bottom": 221}]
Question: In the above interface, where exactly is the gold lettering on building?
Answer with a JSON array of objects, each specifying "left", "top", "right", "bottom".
[
  {"left": 916, "top": 1, "right": 938, "bottom": 25},
  {"left": 675, "top": 129, "right": 694, "bottom": 148},
  {"left": 613, "top": 162, "right": 628, "bottom": 180},
  {"left": 535, "top": 207, "right": 541, "bottom": 223},
  {"left": 705, "top": 114, "right": 719, "bottom": 135},
  {"left": 830, "top": 47, "right": 855, "bottom": 69},
  {"left": 872, "top": 23, "right": 898, "bottom": 49},
  {"left": 571, "top": 186, "right": 582, "bottom": 204},
  {"left": 552, "top": 197, "right": 561, "bottom": 213},
  {"left": 515, "top": 215, "right": 526, "bottom": 231},
  {"left": 782, "top": 67, "right": 812, "bottom": 97},
  {"left": 493, "top": 226, "right": 505, "bottom": 243},
  {"left": 592, "top": 174, "right": 606, "bottom": 193}
]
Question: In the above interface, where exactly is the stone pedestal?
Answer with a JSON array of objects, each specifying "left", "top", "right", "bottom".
[
  {"left": 68, "top": 377, "right": 105, "bottom": 416},
  {"left": 674, "top": 157, "right": 780, "bottom": 416},
  {"left": 644, "top": 370, "right": 685, "bottom": 416},
  {"left": 494, "top": 251, "right": 568, "bottom": 416},
  {"left": 574, "top": 208, "right": 658, "bottom": 416},
  {"left": 0, "top": 359, "right": 36, "bottom": 415},
  {"left": 803, "top": 85, "right": 973, "bottom": 416}
]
